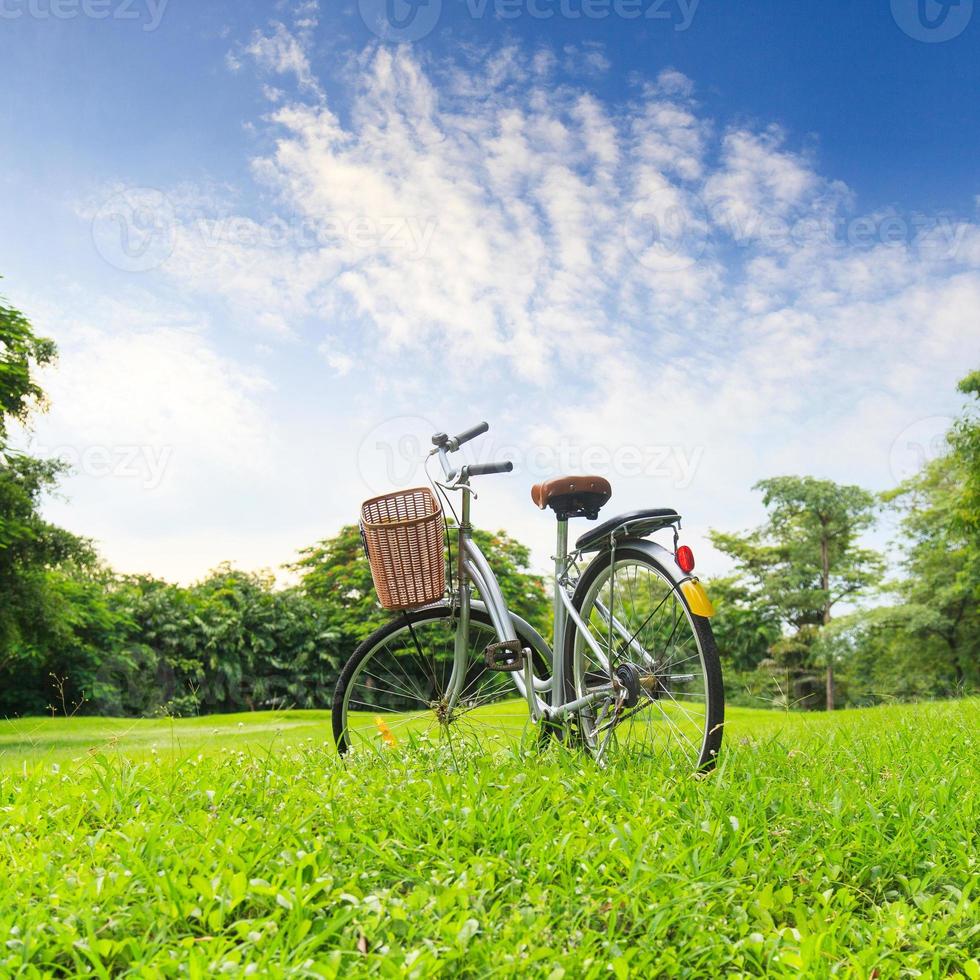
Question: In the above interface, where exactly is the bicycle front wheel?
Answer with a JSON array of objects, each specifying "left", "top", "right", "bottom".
[
  {"left": 562, "top": 546, "right": 724, "bottom": 770},
  {"left": 332, "top": 605, "right": 548, "bottom": 755}
]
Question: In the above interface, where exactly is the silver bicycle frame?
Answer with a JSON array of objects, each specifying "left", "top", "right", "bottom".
[
  {"left": 434, "top": 439, "right": 698, "bottom": 728},
  {"left": 435, "top": 444, "right": 615, "bottom": 723}
]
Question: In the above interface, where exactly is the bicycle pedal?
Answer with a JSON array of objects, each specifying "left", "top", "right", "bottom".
[{"left": 484, "top": 640, "right": 527, "bottom": 672}]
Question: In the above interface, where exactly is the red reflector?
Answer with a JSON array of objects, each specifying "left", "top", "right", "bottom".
[{"left": 675, "top": 545, "right": 695, "bottom": 573}]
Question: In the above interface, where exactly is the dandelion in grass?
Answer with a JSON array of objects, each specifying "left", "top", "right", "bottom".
[{"left": 375, "top": 717, "right": 398, "bottom": 747}]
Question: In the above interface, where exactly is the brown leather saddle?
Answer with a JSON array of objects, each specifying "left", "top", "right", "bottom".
[{"left": 530, "top": 475, "right": 612, "bottom": 520}]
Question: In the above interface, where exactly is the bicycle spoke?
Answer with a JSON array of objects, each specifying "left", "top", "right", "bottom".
[{"left": 356, "top": 667, "right": 428, "bottom": 705}]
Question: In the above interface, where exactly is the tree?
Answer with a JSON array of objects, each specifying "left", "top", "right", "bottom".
[
  {"left": 951, "top": 370, "right": 980, "bottom": 595},
  {"left": 881, "top": 370, "right": 980, "bottom": 694},
  {"left": 0, "top": 294, "right": 94, "bottom": 686},
  {"left": 0, "top": 562, "right": 143, "bottom": 718},
  {"left": 710, "top": 476, "right": 883, "bottom": 709},
  {"left": 702, "top": 574, "right": 783, "bottom": 708},
  {"left": 0, "top": 454, "right": 94, "bottom": 652}
]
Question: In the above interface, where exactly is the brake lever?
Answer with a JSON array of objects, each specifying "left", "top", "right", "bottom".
[{"left": 435, "top": 477, "right": 476, "bottom": 499}]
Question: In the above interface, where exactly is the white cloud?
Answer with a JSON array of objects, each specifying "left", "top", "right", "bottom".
[
  {"left": 40, "top": 327, "right": 272, "bottom": 475},
  {"left": 703, "top": 129, "right": 840, "bottom": 244},
  {"left": 321, "top": 345, "right": 353, "bottom": 376},
  {"left": 228, "top": 7, "right": 322, "bottom": 97},
  {"left": 562, "top": 43, "right": 611, "bottom": 76}
]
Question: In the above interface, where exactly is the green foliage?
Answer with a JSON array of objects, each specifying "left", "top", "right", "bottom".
[
  {"left": 0, "top": 565, "right": 344, "bottom": 720},
  {"left": 0, "top": 701, "right": 976, "bottom": 975},
  {"left": 705, "top": 576, "right": 786, "bottom": 707},
  {"left": 0, "top": 563, "right": 133, "bottom": 717},
  {"left": 189, "top": 566, "right": 341, "bottom": 713},
  {"left": 876, "top": 371, "right": 980, "bottom": 695},
  {"left": 0, "top": 454, "right": 94, "bottom": 656},
  {"left": 105, "top": 568, "right": 343, "bottom": 717},
  {"left": 0, "top": 295, "right": 95, "bottom": 690},
  {"left": 0, "top": 295, "right": 56, "bottom": 440},
  {"left": 951, "top": 370, "right": 980, "bottom": 582}
]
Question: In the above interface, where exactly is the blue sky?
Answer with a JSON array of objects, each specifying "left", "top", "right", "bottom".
[{"left": 1, "top": 0, "right": 978, "bottom": 580}]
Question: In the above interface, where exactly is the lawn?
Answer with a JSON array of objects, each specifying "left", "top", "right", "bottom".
[{"left": 0, "top": 700, "right": 977, "bottom": 976}]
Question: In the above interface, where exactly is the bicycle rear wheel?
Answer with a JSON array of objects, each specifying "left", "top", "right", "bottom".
[
  {"left": 562, "top": 546, "right": 724, "bottom": 770},
  {"left": 333, "top": 605, "right": 548, "bottom": 755}
]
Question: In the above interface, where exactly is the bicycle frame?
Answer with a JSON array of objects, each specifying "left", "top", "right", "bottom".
[{"left": 434, "top": 447, "right": 661, "bottom": 726}]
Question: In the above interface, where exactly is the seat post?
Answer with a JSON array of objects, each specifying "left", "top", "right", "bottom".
[
  {"left": 555, "top": 517, "right": 568, "bottom": 562},
  {"left": 550, "top": 518, "right": 569, "bottom": 709},
  {"left": 554, "top": 519, "right": 568, "bottom": 608},
  {"left": 553, "top": 517, "right": 568, "bottom": 648}
]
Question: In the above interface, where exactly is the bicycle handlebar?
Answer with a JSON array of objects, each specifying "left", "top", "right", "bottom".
[
  {"left": 452, "top": 421, "right": 489, "bottom": 448},
  {"left": 462, "top": 461, "right": 513, "bottom": 478},
  {"left": 432, "top": 421, "right": 489, "bottom": 452}
]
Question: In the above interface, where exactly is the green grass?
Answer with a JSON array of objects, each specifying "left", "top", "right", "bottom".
[
  {"left": 0, "top": 711, "right": 339, "bottom": 772},
  {"left": 0, "top": 701, "right": 977, "bottom": 977}
]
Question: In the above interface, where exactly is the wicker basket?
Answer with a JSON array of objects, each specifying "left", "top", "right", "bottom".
[{"left": 360, "top": 487, "right": 446, "bottom": 611}]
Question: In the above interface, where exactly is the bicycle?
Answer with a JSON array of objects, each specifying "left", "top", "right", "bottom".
[{"left": 332, "top": 422, "right": 724, "bottom": 770}]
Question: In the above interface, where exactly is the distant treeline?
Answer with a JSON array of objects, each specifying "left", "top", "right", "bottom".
[
  {"left": 0, "top": 526, "right": 548, "bottom": 718},
  {"left": 1, "top": 292, "right": 977, "bottom": 717}
]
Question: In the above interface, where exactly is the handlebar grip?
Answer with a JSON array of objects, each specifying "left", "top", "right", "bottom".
[
  {"left": 451, "top": 421, "right": 489, "bottom": 448},
  {"left": 463, "top": 461, "right": 513, "bottom": 477}
]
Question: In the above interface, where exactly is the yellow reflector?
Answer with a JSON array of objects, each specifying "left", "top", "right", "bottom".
[
  {"left": 374, "top": 716, "right": 398, "bottom": 747},
  {"left": 680, "top": 579, "right": 715, "bottom": 618}
]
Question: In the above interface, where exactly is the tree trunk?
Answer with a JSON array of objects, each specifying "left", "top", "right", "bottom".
[{"left": 821, "top": 532, "right": 834, "bottom": 711}]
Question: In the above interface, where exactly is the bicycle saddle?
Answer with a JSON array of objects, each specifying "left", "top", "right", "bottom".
[{"left": 531, "top": 475, "right": 612, "bottom": 520}]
